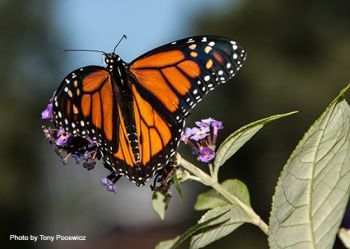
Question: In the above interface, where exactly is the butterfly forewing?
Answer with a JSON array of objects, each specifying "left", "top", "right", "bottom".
[
  {"left": 52, "top": 66, "right": 120, "bottom": 164},
  {"left": 129, "top": 36, "right": 247, "bottom": 124}
]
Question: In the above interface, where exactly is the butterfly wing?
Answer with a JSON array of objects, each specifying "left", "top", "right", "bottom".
[
  {"left": 52, "top": 66, "right": 121, "bottom": 172},
  {"left": 129, "top": 35, "right": 247, "bottom": 124},
  {"left": 103, "top": 79, "right": 184, "bottom": 185},
  {"left": 124, "top": 36, "right": 246, "bottom": 183}
]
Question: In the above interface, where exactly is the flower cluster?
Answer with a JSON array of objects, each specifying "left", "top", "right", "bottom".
[
  {"left": 42, "top": 126, "right": 100, "bottom": 169},
  {"left": 180, "top": 118, "right": 223, "bottom": 163},
  {"left": 41, "top": 99, "right": 100, "bottom": 173},
  {"left": 41, "top": 97, "right": 123, "bottom": 193}
]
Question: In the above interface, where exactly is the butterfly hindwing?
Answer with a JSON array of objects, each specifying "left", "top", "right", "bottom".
[{"left": 106, "top": 82, "right": 183, "bottom": 184}]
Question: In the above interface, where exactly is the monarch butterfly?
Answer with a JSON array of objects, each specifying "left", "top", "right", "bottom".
[{"left": 51, "top": 35, "right": 246, "bottom": 186}]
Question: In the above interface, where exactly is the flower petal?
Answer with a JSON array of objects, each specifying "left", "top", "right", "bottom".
[
  {"left": 41, "top": 103, "right": 53, "bottom": 120},
  {"left": 180, "top": 127, "right": 192, "bottom": 144},
  {"left": 199, "top": 147, "right": 216, "bottom": 163},
  {"left": 101, "top": 178, "right": 116, "bottom": 193},
  {"left": 191, "top": 127, "right": 210, "bottom": 141},
  {"left": 55, "top": 129, "right": 72, "bottom": 146}
]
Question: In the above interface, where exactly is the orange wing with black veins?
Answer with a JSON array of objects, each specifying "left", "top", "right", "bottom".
[{"left": 52, "top": 66, "right": 120, "bottom": 172}]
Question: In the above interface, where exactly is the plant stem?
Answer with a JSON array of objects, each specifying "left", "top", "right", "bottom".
[
  {"left": 178, "top": 154, "right": 269, "bottom": 235},
  {"left": 186, "top": 175, "right": 202, "bottom": 183},
  {"left": 208, "top": 163, "right": 215, "bottom": 179},
  {"left": 213, "top": 163, "right": 219, "bottom": 182}
]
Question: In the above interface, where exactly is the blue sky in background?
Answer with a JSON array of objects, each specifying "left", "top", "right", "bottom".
[{"left": 53, "top": 0, "right": 233, "bottom": 70}]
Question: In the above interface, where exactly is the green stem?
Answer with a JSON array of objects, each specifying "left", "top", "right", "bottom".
[
  {"left": 186, "top": 175, "right": 202, "bottom": 183},
  {"left": 208, "top": 163, "right": 215, "bottom": 179},
  {"left": 178, "top": 154, "right": 269, "bottom": 235},
  {"left": 213, "top": 163, "right": 219, "bottom": 182}
]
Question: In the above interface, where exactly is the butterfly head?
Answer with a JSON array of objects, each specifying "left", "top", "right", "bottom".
[
  {"left": 104, "top": 53, "right": 127, "bottom": 71},
  {"left": 104, "top": 53, "right": 120, "bottom": 65}
]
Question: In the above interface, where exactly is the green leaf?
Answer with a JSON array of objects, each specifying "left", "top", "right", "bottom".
[
  {"left": 152, "top": 191, "right": 168, "bottom": 220},
  {"left": 269, "top": 84, "right": 350, "bottom": 249},
  {"left": 194, "top": 179, "right": 250, "bottom": 211},
  {"left": 338, "top": 228, "right": 350, "bottom": 248},
  {"left": 190, "top": 205, "right": 252, "bottom": 249},
  {"left": 155, "top": 236, "right": 180, "bottom": 249},
  {"left": 214, "top": 111, "right": 297, "bottom": 169},
  {"left": 172, "top": 170, "right": 183, "bottom": 199},
  {"left": 155, "top": 210, "right": 229, "bottom": 249}
]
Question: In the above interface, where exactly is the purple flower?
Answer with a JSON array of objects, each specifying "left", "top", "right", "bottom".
[
  {"left": 180, "top": 128, "right": 192, "bottom": 144},
  {"left": 88, "top": 138, "right": 97, "bottom": 147},
  {"left": 180, "top": 118, "right": 223, "bottom": 164},
  {"left": 195, "top": 120, "right": 209, "bottom": 128},
  {"left": 190, "top": 126, "right": 210, "bottom": 141},
  {"left": 41, "top": 103, "right": 53, "bottom": 120},
  {"left": 196, "top": 118, "right": 223, "bottom": 130},
  {"left": 196, "top": 118, "right": 224, "bottom": 144},
  {"left": 199, "top": 147, "right": 216, "bottom": 163},
  {"left": 211, "top": 120, "right": 224, "bottom": 130},
  {"left": 211, "top": 120, "right": 224, "bottom": 144},
  {"left": 55, "top": 129, "right": 72, "bottom": 146},
  {"left": 101, "top": 178, "right": 116, "bottom": 193}
]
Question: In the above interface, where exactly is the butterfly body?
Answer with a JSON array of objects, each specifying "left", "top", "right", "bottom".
[
  {"left": 104, "top": 54, "right": 143, "bottom": 165},
  {"left": 52, "top": 36, "right": 247, "bottom": 186}
]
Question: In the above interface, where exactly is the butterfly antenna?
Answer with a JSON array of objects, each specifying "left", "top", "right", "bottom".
[
  {"left": 113, "top": 35, "right": 127, "bottom": 53},
  {"left": 64, "top": 49, "right": 106, "bottom": 54}
]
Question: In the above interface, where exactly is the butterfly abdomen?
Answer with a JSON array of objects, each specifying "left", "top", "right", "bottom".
[{"left": 116, "top": 87, "right": 142, "bottom": 166}]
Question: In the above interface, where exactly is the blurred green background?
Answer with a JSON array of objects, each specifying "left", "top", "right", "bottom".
[{"left": 0, "top": 0, "right": 349, "bottom": 248}]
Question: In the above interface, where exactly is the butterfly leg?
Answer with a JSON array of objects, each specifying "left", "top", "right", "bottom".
[{"left": 150, "top": 155, "right": 179, "bottom": 193}]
